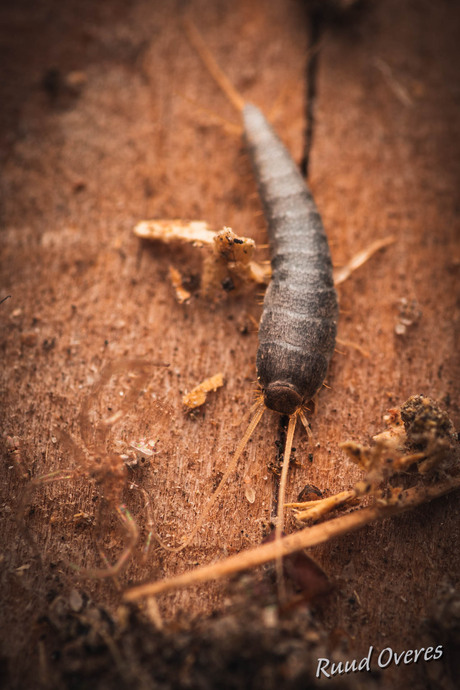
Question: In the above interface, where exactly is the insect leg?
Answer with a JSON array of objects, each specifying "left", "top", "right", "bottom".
[{"left": 298, "top": 408, "right": 313, "bottom": 440}]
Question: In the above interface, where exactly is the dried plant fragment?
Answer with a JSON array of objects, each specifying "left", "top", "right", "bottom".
[
  {"left": 395, "top": 297, "right": 422, "bottom": 336},
  {"left": 182, "top": 372, "right": 224, "bottom": 409},
  {"left": 400, "top": 394, "right": 456, "bottom": 471},
  {"left": 244, "top": 485, "right": 256, "bottom": 504},
  {"left": 134, "top": 219, "right": 216, "bottom": 246},
  {"left": 123, "top": 396, "right": 458, "bottom": 601},
  {"left": 124, "top": 474, "right": 460, "bottom": 601},
  {"left": 202, "top": 227, "right": 269, "bottom": 297},
  {"left": 333, "top": 235, "right": 395, "bottom": 286},
  {"left": 169, "top": 266, "right": 191, "bottom": 304},
  {"left": 134, "top": 219, "right": 269, "bottom": 299},
  {"left": 290, "top": 395, "right": 458, "bottom": 523}
]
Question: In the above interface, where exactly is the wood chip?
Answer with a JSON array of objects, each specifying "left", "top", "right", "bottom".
[
  {"left": 169, "top": 266, "right": 191, "bottom": 304},
  {"left": 134, "top": 219, "right": 216, "bottom": 246},
  {"left": 182, "top": 373, "right": 224, "bottom": 409}
]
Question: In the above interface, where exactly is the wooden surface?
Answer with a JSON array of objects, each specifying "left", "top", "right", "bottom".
[{"left": 1, "top": 0, "right": 459, "bottom": 687}]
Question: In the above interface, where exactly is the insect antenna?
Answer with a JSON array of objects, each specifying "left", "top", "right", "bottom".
[
  {"left": 184, "top": 18, "right": 245, "bottom": 113},
  {"left": 159, "top": 400, "right": 265, "bottom": 553},
  {"left": 175, "top": 90, "right": 241, "bottom": 136}
]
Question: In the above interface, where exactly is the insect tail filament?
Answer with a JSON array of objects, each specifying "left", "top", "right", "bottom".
[
  {"left": 274, "top": 413, "right": 297, "bottom": 597},
  {"left": 160, "top": 400, "right": 265, "bottom": 553}
]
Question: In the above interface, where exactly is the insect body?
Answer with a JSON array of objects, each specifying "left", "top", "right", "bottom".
[
  {"left": 158, "top": 22, "right": 339, "bottom": 556},
  {"left": 124, "top": 23, "right": 396, "bottom": 601},
  {"left": 243, "top": 104, "right": 338, "bottom": 415}
]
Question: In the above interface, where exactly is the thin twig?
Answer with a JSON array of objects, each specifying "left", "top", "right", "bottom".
[{"left": 124, "top": 475, "right": 460, "bottom": 601}]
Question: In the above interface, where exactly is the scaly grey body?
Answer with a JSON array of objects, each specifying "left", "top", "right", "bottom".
[{"left": 242, "top": 104, "right": 338, "bottom": 416}]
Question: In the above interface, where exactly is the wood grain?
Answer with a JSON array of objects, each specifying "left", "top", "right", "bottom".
[{"left": 1, "top": 0, "right": 458, "bottom": 687}]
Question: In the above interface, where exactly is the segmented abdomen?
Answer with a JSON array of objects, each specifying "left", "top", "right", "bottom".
[{"left": 242, "top": 104, "right": 338, "bottom": 412}]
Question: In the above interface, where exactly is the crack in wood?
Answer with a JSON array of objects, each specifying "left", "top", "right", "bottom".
[{"left": 301, "top": 7, "right": 323, "bottom": 178}]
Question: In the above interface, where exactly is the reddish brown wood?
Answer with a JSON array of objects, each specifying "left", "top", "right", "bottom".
[{"left": 1, "top": 0, "right": 458, "bottom": 687}]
